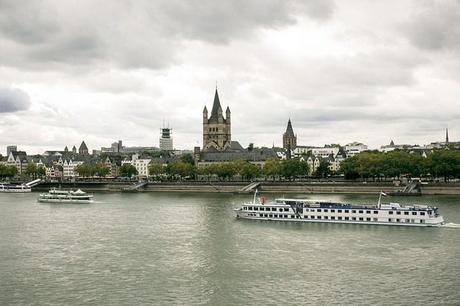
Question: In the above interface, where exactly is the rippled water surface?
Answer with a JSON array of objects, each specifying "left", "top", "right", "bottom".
[{"left": 0, "top": 192, "right": 459, "bottom": 305}]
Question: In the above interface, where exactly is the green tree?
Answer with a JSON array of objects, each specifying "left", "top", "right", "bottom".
[
  {"left": 119, "top": 164, "right": 138, "bottom": 178},
  {"left": 180, "top": 154, "right": 195, "bottom": 166},
  {"left": 0, "top": 165, "right": 18, "bottom": 178},
  {"left": 240, "top": 162, "right": 261, "bottom": 180},
  {"left": 314, "top": 161, "right": 332, "bottom": 178},
  {"left": 167, "top": 161, "right": 196, "bottom": 179},
  {"left": 263, "top": 158, "right": 281, "bottom": 180},
  {"left": 25, "top": 162, "right": 38, "bottom": 178},
  {"left": 280, "top": 159, "right": 309, "bottom": 180},
  {"left": 149, "top": 163, "right": 166, "bottom": 176}
]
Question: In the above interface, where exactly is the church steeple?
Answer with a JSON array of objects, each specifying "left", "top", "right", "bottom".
[
  {"left": 446, "top": 128, "right": 449, "bottom": 144},
  {"left": 283, "top": 118, "right": 297, "bottom": 151},
  {"left": 209, "top": 88, "right": 224, "bottom": 123}
]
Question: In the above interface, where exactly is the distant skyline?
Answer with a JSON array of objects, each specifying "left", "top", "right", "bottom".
[{"left": 0, "top": 0, "right": 459, "bottom": 154}]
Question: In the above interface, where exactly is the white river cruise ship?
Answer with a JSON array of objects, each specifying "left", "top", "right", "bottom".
[{"left": 235, "top": 192, "right": 445, "bottom": 227}]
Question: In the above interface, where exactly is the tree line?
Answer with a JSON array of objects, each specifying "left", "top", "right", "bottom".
[{"left": 340, "top": 150, "right": 460, "bottom": 180}]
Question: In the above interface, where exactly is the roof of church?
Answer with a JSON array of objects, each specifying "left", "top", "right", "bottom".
[
  {"left": 208, "top": 89, "right": 224, "bottom": 123},
  {"left": 284, "top": 119, "right": 295, "bottom": 136},
  {"left": 79, "top": 141, "right": 88, "bottom": 151}
]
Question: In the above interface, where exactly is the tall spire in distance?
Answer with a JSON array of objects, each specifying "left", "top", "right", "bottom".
[
  {"left": 209, "top": 88, "right": 223, "bottom": 123},
  {"left": 446, "top": 128, "right": 449, "bottom": 144}
]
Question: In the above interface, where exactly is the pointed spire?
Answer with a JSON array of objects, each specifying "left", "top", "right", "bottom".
[
  {"left": 446, "top": 128, "right": 449, "bottom": 144},
  {"left": 285, "top": 118, "right": 294, "bottom": 136},
  {"left": 209, "top": 88, "right": 223, "bottom": 123}
]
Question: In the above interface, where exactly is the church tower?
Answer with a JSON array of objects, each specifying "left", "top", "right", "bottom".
[
  {"left": 283, "top": 119, "right": 297, "bottom": 151},
  {"left": 203, "top": 88, "right": 231, "bottom": 151}
]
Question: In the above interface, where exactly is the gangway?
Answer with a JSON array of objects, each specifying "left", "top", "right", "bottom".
[
  {"left": 239, "top": 182, "right": 261, "bottom": 193},
  {"left": 25, "top": 179, "right": 42, "bottom": 187},
  {"left": 122, "top": 181, "right": 148, "bottom": 191}
]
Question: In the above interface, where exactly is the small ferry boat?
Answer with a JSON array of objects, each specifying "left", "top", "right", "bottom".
[
  {"left": 0, "top": 183, "right": 31, "bottom": 193},
  {"left": 235, "top": 192, "right": 445, "bottom": 227},
  {"left": 38, "top": 189, "right": 93, "bottom": 203}
]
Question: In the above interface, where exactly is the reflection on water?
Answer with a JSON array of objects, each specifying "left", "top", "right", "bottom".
[{"left": 0, "top": 192, "right": 459, "bottom": 305}]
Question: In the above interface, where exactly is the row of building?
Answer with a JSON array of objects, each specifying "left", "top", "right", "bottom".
[{"left": 1, "top": 88, "right": 457, "bottom": 179}]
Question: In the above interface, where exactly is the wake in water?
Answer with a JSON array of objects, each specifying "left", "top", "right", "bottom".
[{"left": 443, "top": 223, "right": 460, "bottom": 228}]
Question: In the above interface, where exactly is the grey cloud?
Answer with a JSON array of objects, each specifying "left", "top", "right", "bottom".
[
  {"left": 403, "top": 0, "right": 460, "bottom": 52},
  {"left": 0, "top": 87, "right": 31, "bottom": 113},
  {"left": 0, "top": 0, "right": 334, "bottom": 70}
]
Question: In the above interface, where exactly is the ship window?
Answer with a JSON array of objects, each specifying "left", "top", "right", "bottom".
[
  {"left": 396, "top": 219, "right": 400, "bottom": 222},
  {"left": 254, "top": 207, "right": 258, "bottom": 211},
  {"left": 345, "top": 210, "right": 349, "bottom": 213},
  {"left": 396, "top": 211, "right": 401, "bottom": 215},
  {"left": 324, "top": 216, "right": 329, "bottom": 220},
  {"left": 420, "top": 212, "right": 425, "bottom": 216},
  {"left": 366, "top": 210, "right": 371, "bottom": 214},
  {"left": 373, "top": 218, "right": 378, "bottom": 221},
  {"left": 279, "top": 208, "right": 283, "bottom": 212},
  {"left": 358, "top": 210, "right": 363, "bottom": 214},
  {"left": 284, "top": 208, "right": 289, "bottom": 212},
  {"left": 317, "top": 209, "right": 321, "bottom": 212},
  {"left": 331, "top": 209, "right": 335, "bottom": 212},
  {"left": 269, "top": 214, "right": 272, "bottom": 218},
  {"left": 324, "top": 209, "right": 328, "bottom": 212},
  {"left": 420, "top": 220, "right": 424, "bottom": 223},
  {"left": 352, "top": 210, "right": 356, "bottom": 213},
  {"left": 389, "top": 211, "right": 393, "bottom": 215},
  {"left": 412, "top": 212, "right": 417, "bottom": 215},
  {"left": 345, "top": 217, "right": 349, "bottom": 220},
  {"left": 272, "top": 207, "right": 276, "bottom": 211},
  {"left": 337, "top": 210, "right": 342, "bottom": 213},
  {"left": 338, "top": 217, "right": 342, "bottom": 220},
  {"left": 260, "top": 207, "right": 264, "bottom": 211},
  {"left": 331, "top": 216, "right": 335, "bottom": 220},
  {"left": 373, "top": 211, "right": 378, "bottom": 214},
  {"left": 388, "top": 218, "right": 392, "bottom": 222},
  {"left": 359, "top": 217, "right": 363, "bottom": 221},
  {"left": 352, "top": 217, "right": 356, "bottom": 221},
  {"left": 366, "top": 217, "right": 371, "bottom": 221},
  {"left": 243, "top": 207, "right": 247, "bottom": 210}
]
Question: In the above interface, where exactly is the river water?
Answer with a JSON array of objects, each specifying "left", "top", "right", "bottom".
[{"left": 0, "top": 192, "right": 459, "bottom": 305}]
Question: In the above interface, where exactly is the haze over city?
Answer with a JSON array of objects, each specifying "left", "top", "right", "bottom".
[{"left": 0, "top": 0, "right": 459, "bottom": 154}]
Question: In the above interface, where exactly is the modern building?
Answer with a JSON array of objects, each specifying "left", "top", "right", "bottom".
[
  {"left": 6, "top": 145, "right": 17, "bottom": 157},
  {"left": 202, "top": 88, "right": 231, "bottom": 151},
  {"left": 160, "top": 127, "right": 174, "bottom": 151}
]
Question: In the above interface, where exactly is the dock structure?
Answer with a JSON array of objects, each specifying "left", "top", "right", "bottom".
[
  {"left": 25, "top": 179, "right": 42, "bottom": 188},
  {"left": 122, "top": 181, "right": 148, "bottom": 192},
  {"left": 239, "top": 182, "right": 261, "bottom": 193}
]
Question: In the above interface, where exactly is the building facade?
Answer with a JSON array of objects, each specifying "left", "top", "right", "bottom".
[
  {"left": 203, "top": 89, "right": 231, "bottom": 151},
  {"left": 160, "top": 127, "right": 173, "bottom": 151}
]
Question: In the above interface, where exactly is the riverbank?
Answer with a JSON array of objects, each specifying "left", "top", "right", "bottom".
[{"left": 31, "top": 181, "right": 460, "bottom": 195}]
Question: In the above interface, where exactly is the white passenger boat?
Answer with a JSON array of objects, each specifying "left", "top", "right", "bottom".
[
  {"left": 235, "top": 192, "right": 445, "bottom": 227},
  {"left": 0, "top": 183, "right": 31, "bottom": 193},
  {"left": 38, "top": 189, "right": 93, "bottom": 203}
]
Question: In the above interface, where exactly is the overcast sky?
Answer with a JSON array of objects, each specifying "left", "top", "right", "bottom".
[{"left": 1, "top": 0, "right": 459, "bottom": 154}]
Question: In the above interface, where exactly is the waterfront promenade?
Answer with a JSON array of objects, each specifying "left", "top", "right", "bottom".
[{"left": 30, "top": 180, "right": 460, "bottom": 195}]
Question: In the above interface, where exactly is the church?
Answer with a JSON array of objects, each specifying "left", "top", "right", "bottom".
[{"left": 202, "top": 88, "right": 231, "bottom": 151}]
